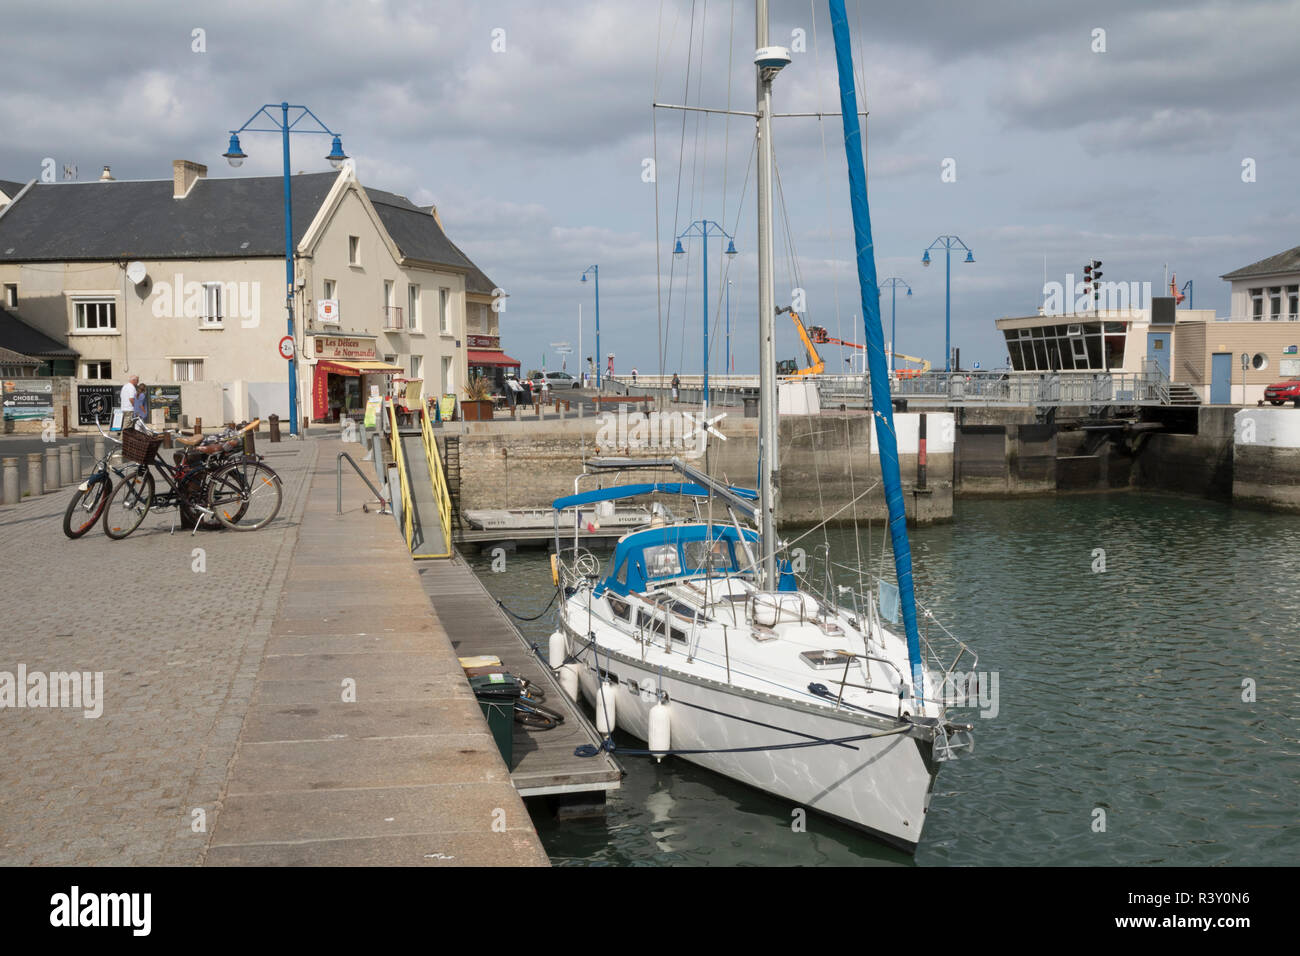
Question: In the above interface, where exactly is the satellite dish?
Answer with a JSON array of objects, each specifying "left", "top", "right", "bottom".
[{"left": 126, "top": 261, "right": 147, "bottom": 285}]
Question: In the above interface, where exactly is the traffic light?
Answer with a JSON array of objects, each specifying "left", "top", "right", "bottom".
[
  {"left": 1083, "top": 262, "right": 1093, "bottom": 299},
  {"left": 1090, "top": 260, "right": 1103, "bottom": 305}
]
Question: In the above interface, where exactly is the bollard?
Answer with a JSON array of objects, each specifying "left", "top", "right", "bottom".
[
  {"left": 70, "top": 445, "right": 81, "bottom": 482},
  {"left": 244, "top": 427, "right": 256, "bottom": 455},
  {"left": 194, "top": 417, "right": 202, "bottom": 436},
  {"left": 2, "top": 458, "right": 18, "bottom": 505},
  {"left": 27, "top": 452, "right": 43, "bottom": 497},
  {"left": 59, "top": 444, "right": 72, "bottom": 486},
  {"left": 93, "top": 436, "right": 105, "bottom": 465},
  {"left": 44, "top": 447, "right": 59, "bottom": 491},
  {"left": 269, "top": 414, "right": 281, "bottom": 443},
  {"left": 559, "top": 402, "right": 566, "bottom": 421}
]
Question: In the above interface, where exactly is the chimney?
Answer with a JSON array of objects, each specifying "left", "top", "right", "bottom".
[
  {"left": 99, "top": 165, "right": 114, "bottom": 182},
  {"left": 173, "top": 159, "right": 207, "bottom": 199}
]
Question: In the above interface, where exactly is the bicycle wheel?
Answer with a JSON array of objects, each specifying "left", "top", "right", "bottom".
[
  {"left": 179, "top": 470, "right": 230, "bottom": 530},
  {"left": 208, "top": 460, "right": 282, "bottom": 531},
  {"left": 102, "top": 468, "right": 155, "bottom": 539},
  {"left": 62, "top": 474, "right": 112, "bottom": 539},
  {"left": 514, "top": 707, "right": 559, "bottom": 730}
]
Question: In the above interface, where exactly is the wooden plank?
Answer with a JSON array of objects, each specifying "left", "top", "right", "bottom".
[{"left": 416, "top": 558, "right": 622, "bottom": 797}]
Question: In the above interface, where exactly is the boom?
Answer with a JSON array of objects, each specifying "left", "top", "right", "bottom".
[
  {"left": 808, "top": 325, "right": 931, "bottom": 377},
  {"left": 776, "top": 307, "right": 825, "bottom": 376}
]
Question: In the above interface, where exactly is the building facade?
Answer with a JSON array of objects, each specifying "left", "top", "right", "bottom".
[{"left": 0, "top": 160, "right": 504, "bottom": 425}]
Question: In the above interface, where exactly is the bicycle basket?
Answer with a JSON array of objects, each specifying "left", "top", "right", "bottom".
[{"left": 121, "top": 428, "right": 163, "bottom": 464}]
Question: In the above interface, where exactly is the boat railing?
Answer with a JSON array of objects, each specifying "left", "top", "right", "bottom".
[
  {"left": 826, "top": 652, "right": 907, "bottom": 719},
  {"left": 918, "top": 619, "right": 978, "bottom": 721}
]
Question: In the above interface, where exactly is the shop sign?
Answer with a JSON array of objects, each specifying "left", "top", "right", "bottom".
[{"left": 312, "top": 336, "right": 377, "bottom": 360}]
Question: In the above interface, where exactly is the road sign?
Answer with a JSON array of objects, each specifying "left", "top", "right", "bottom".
[
  {"left": 973, "top": 361, "right": 981, "bottom": 370},
  {"left": 279, "top": 336, "right": 295, "bottom": 360}
]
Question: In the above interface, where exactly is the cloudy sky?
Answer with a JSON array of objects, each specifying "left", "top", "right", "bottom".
[{"left": 3, "top": 0, "right": 1297, "bottom": 373}]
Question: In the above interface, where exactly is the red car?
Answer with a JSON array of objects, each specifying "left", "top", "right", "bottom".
[{"left": 1264, "top": 378, "right": 1300, "bottom": 406}]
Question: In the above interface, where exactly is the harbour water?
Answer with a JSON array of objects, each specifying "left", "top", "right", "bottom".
[{"left": 466, "top": 492, "right": 1299, "bottom": 866}]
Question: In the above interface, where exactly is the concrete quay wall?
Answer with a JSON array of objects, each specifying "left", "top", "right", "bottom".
[
  {"left": 1232, "top": 408, "right": 1300, "bottom": 512},
  {"left": 448, "top": 411, "right": 955, "bottom": 526}
]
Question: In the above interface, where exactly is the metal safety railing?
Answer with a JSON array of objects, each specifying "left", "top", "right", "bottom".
[
  {"left": 389, "top": 402, "right": 416, "bottom": 550},
  {"left": 419, "top": 403, "right": 453, "bottom": 559}
]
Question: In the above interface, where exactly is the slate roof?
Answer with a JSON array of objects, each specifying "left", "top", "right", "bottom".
[
  {"left": 0, "top": 173, "right": 337, "bottom": 261},
  {"left": 1221, "top": 245, "right": 1300, "bottom": 280},
  {"left": 0, "top": 171, "right": 499, "bottom": 290},
  {"left": 0, "top": 306, "right": 79, "bottom": 357},
  {"left": 0, "top": 345, "right": 41, "bottom": 367}
]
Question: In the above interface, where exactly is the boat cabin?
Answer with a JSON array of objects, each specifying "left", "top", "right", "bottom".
[{"left": 597, "top": 524, "right": 759, "bottom": 598}]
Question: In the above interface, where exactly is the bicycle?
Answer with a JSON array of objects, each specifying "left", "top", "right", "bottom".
[
  {"left": 101, "top": 419, "right": 273, "bottom": 539},
  {"left": 62, "top": 418, "right": 128, "bottom": 539},
  {"left": 513, "top": 679, "right": 566, "bottom": 730}
]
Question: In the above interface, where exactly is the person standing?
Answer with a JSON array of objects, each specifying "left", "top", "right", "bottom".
[
  {"left": 671, "top": 372, "right": 681, "bottom": 403},
  {"left": 632, "top": 367, "right": 639, "bottom": 385},
  {"left": 119, "top": 374, "right": 140, "bottom": 429}
]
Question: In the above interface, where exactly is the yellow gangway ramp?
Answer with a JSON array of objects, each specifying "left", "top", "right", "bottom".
[{"left": 389, "top": 402, "right": 453, "bottom": 558}]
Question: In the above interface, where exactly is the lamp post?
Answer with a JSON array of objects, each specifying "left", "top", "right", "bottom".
[
  {"left": 674, "top": 219, "right": 738, "bottom": 410},
  {"left": 726, "top": 279, "right": 732, "bottom": 375},
  {"left": 1181, "top": 279, "right": 1193, "bottom": 310},
  {"left": 879, "top": 277, "right": 912, "bottom": 377},
  {"left": 580, "top": 265, "right": 600, "bottom": 388},
  {"left": 922, "top": 236, "right": 974, "bottom": 373},
  {"left": 223, "top": 102, "right": 347, "bottom": 436}
]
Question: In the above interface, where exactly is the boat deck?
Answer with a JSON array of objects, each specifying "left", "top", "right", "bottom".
[{"left": 416, "top": 556, "right": 623, "bottom": 797}]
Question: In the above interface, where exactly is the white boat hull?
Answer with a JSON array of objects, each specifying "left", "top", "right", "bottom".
[{"left": 564, "top": 623, "right": 937, "bottom": 853}]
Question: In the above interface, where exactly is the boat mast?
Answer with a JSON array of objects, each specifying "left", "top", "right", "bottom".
[{"left": 755, "top": 0, "right": 779, "bottom": 588}]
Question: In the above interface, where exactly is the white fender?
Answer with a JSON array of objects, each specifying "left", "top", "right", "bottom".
[
  {"left": 558, "top": 663, "right": 580, "bottom": 701},
  {"left": 595, "top": 679, "right": 618, "bottom": 735},
  {"left": 648, "top": 699, "right": 671, "bottom": 762},
  {"left": 548, "top": 630, "right": 567, "bottom": 669}
]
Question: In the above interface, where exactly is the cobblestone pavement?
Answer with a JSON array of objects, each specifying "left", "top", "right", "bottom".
[{"left": 0, "top": 437, "right": 319, "bottom": 865}]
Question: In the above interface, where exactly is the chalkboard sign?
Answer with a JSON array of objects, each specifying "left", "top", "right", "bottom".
[
  {"left": 2, "top": 379, "right": 54, "bottom": 421},
  {"left": 148, "top": 385, "right": 182, "bottom": 423},
  {"left": 78, "top": 384, "right": 118, "bottom": 426}
]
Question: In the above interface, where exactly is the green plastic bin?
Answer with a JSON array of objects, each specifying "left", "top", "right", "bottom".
[{"left": 470, "top": 673, "right": 520, "bottom": 768}]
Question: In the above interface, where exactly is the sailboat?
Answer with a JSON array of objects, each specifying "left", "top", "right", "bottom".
[{"left": 548, "top": 0, "right": 975, "bottom": 853}]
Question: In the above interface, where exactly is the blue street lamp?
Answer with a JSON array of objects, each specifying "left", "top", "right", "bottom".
[
  {"left": 879, "top": 277, "right": 912, "bottom": 377},
  {"left": 922, "top": 236, "right": 974, "bottom": 373},
  {"left": 581, "top": 265, "right": 600, "bottom": 388},
  {"left": 1181, "top": 279, "right": 1193, "bottom": 309},
  {"left": 674, "top": 220, "right": 738, "bottom": 409},
  {"left": 222, "top": 103, "right": 347, "bottom": 436}
]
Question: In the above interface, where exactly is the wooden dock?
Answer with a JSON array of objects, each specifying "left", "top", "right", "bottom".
[{"left": 417, "top": 557, "right": 623, "bottom": 798}]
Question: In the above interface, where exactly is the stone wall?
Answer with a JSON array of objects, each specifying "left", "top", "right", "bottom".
[
  {"left": 1232, "top": 407, "right": 1300, "bottom": 512},
  {"left": 450, "top": 410, "right": 955, "bottom": 527}
]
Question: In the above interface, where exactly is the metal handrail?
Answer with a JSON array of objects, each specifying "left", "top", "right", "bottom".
[
  {"left": 336, "top": 452, "right": 389, "bottom": 514},
  {"left": 389, "top": 402, "right": 414, "bottom": 550},
  {"left": 419, "top": 405, "right": 453, "bottom": 558}
]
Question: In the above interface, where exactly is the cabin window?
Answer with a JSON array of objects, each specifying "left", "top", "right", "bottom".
[
  {"left": 644, "top": 544, "right": 682, "bottom": 578},
  {"left": 636, "top": 609, "right": 687, "bottom": 643},
  {"left": 684, "top": 539, "right": 735, "bottom": 572},
  {"left": 614, "top": 556, "right": 629, "bottom": 587},
  {"left": 607, "top": 596, "right": 630, "bottom": 620}
]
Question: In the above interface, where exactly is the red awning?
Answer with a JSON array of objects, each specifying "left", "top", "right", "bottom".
[{"left": 467, "top": 350, "right": 520, "bottom": 367}]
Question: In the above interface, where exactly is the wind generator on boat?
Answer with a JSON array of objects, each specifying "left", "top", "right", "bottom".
[{"left": 546, "top": 0, "right": 977, "bottom": 853}]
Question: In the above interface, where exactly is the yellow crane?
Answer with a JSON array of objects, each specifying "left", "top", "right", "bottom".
[
  {"left": 775, "top": 307, "right": 825, "bottom": 376},
  {"left": 807, "top": 323, "right": 932, "bottom": 378}
]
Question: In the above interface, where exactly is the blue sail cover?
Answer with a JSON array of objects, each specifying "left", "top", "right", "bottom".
[
  {"left": 828, "top": 0, "right": 926, "bottom": 700},
  {"left": 552, "top": 482, "right": 757, "bottom": 512}
]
